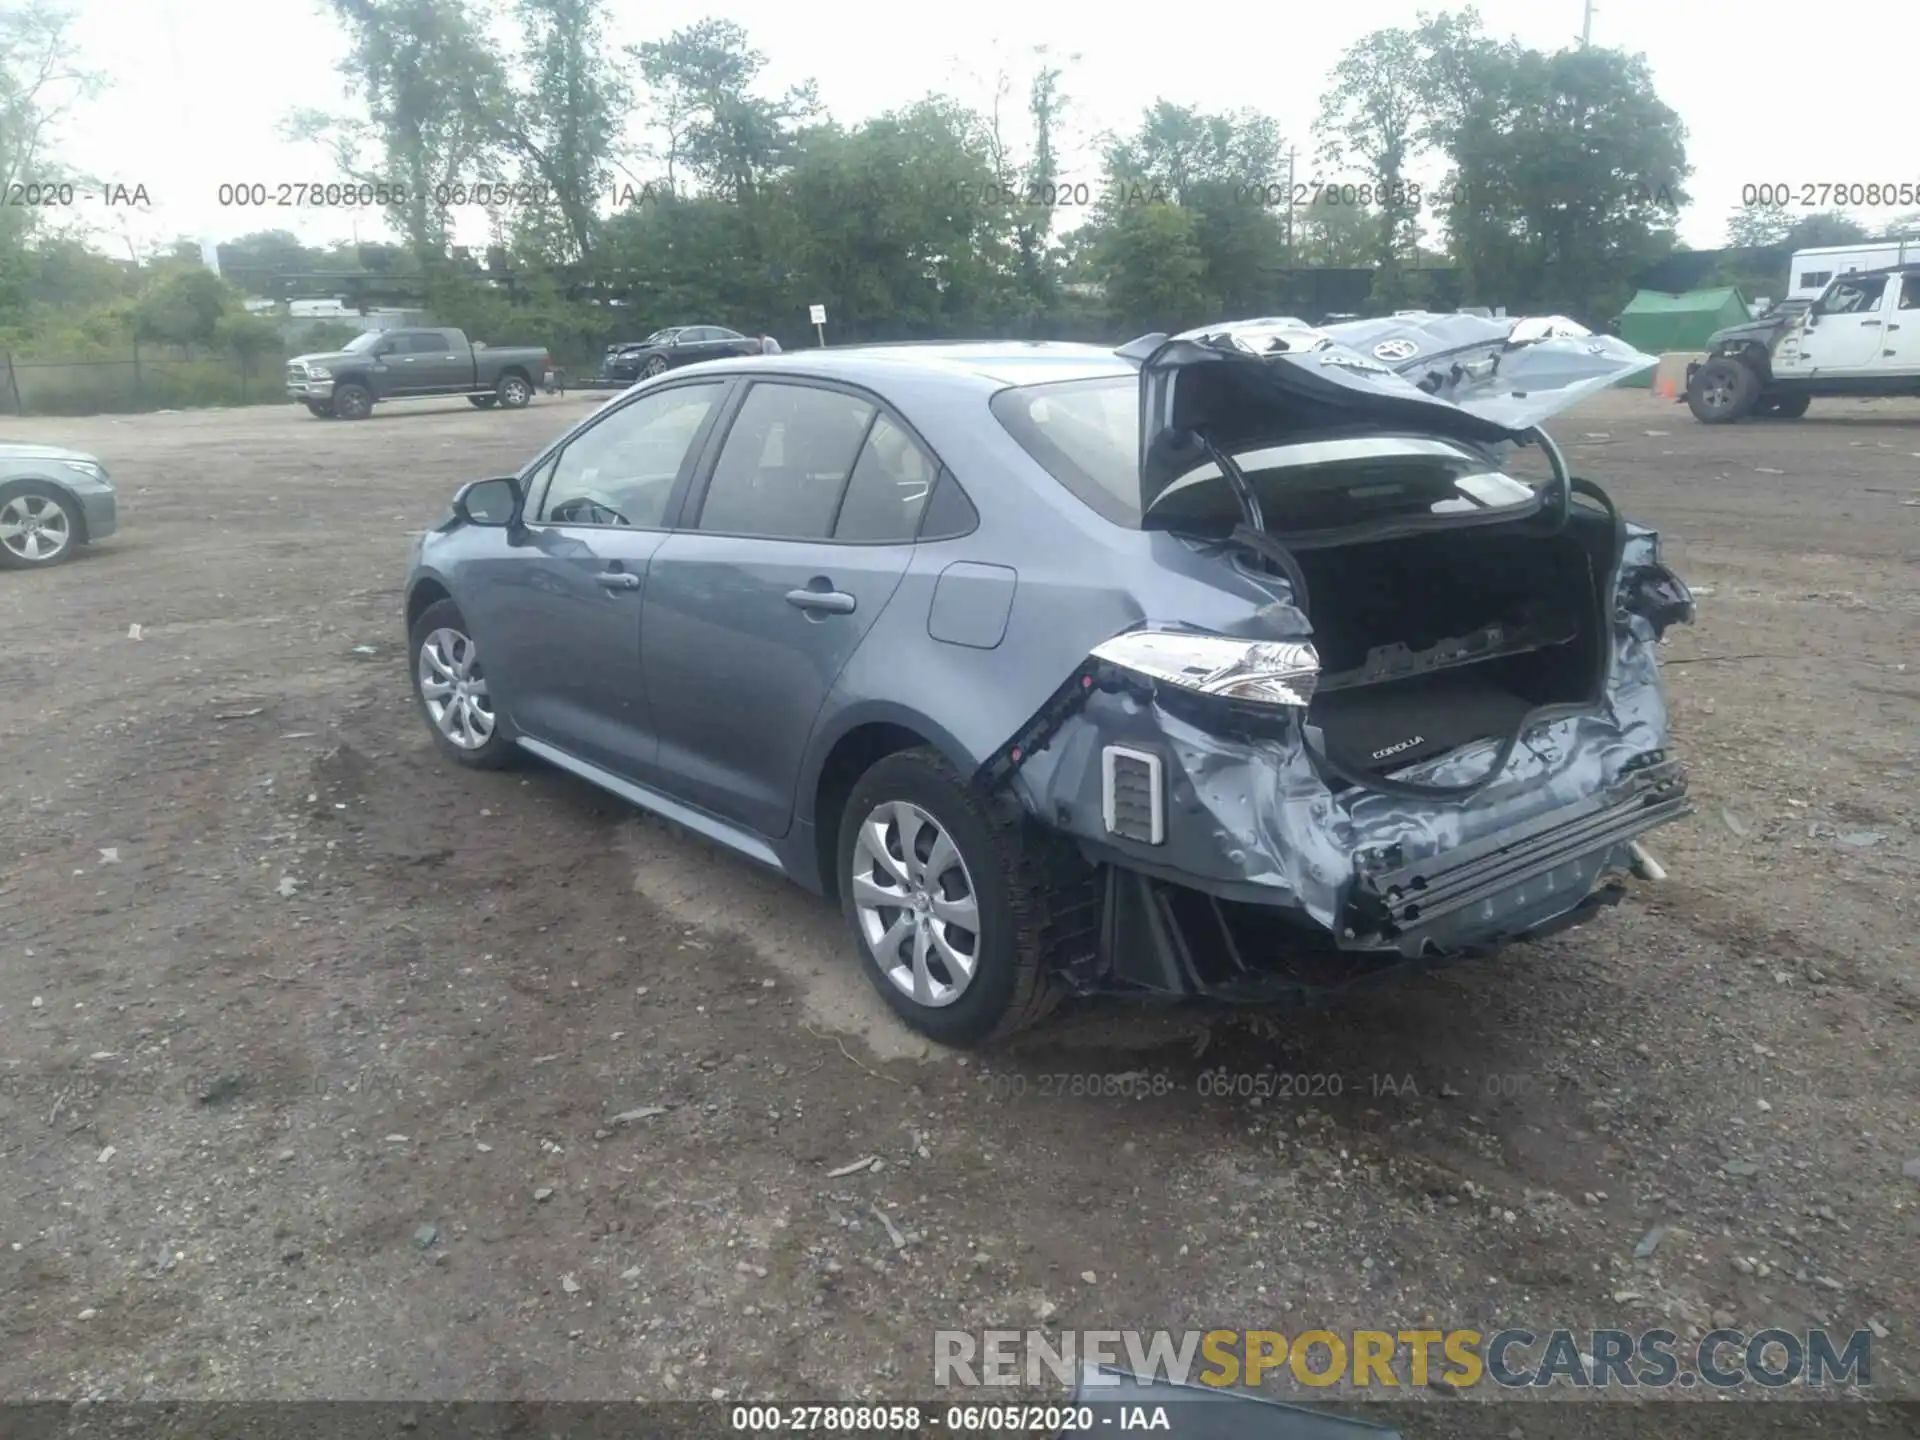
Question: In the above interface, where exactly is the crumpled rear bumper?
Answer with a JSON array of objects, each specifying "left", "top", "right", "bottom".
[
  {"left": 1000, "top": 622, "right": 1688, "bottom": 1002},
  {"left": 1343, "top": 753, "right": 1686, "bottom": 955}
]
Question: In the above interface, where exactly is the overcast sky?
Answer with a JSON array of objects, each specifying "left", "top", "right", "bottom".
[{"left": 55, "top": 0, "right": 1913, "bottom": 268}]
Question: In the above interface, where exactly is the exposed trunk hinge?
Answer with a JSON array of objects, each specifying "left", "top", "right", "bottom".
[{"left": 1194, "top": 431, "right": 1316, "bottom": 619}]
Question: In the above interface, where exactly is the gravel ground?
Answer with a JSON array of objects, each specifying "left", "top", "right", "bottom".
[{"left": 1, "top": 388, "right": 1915, "bottom": 1412}]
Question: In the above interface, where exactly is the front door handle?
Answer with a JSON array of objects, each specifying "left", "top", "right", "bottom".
[
  {"left": 785, "top": 587, "right": 856, "bottom": 614},
  {"left": 1861, "top": 319, "right": 1882, "bottom": 327},
  {"left": 596, "top": 570, "right": 641, "bottom": 590}
]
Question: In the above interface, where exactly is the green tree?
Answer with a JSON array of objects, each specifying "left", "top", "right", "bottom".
[
  {"left": 212, "top": 309, "right": 285, "bottom": 365},
  {"left": 214, "top": 229, "right": 327, "bottom": 299},
  {"left": 1097, "top": 101, "right": 1284, "bottom": 215},
  {"left": 1092, "top": 103, "right": 1286, "bottom": 323},
  {"left": 1724, "top": 202, "right": 1791, "bottom": 248},
  {"left": 1012, "top": 50, "right": 1073, "bottom": 321},
  {"left": 630, "top": 20, "right": 818, "bottom": 202},
  {"left": 1314, "top": 26, "right": 1426, "bottom": 278},
  {"left": 289, "top": 0, "right": 509, "bottom": 259},
  {"left": 490, "top": 0, "right": 632, "bottom": 261},
  {"left": 775, "top": 100, "right": 1019, "bottom": 339},
  {"left": 1783, "top": 210, "right": 1870, "bottom": 248},
  {"left": 0, "top": 0, "right": 100, "bottom": 329},
  {"left": 1096, "top": 202, "right": 1210, "bottom": 337},
  {"left": 1432, "top": 41, "right": 1689, "bottom": 319},
  {"left": 131, "top": 265, "right": 238, "bottom": 347},
  {"left": 1293, "top": 194, "right": 1381, "bottom": 268}
]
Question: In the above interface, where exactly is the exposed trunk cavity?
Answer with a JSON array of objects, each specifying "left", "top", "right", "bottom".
[{"left": 1293, "top": 517, "right": 1614, "bottom": 783}]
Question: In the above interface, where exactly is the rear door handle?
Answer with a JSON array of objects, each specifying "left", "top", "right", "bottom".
[
  {"left": 786, "top": 587, "right": 856, "bottom": 614},
  {"left": 596, "top": 570, "right": 641, "bottom": 590}
]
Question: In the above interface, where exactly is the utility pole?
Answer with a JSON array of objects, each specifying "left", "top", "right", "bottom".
[
  {"left": 1580, "top": 0, "right": 1595, "bottom": 45},
  {"left": 1285, "top": 147, "right": 1298, "bottom": 265}
]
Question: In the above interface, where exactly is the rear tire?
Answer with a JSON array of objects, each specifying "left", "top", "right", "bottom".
[
  {"left": 496, "top": 373, "right": 532, "bottom": 408},
  {"left": 1686, "top": 358, "right": 1758, "bottom": 424},
  {"left": 334, "top": 382, "right": 373, "bottom": 420},
  {"left": 408, "top": 598, "right": 517, "bottom": 770},
  {"left": 1757, "top": 393, "right": 1810, "bottom": 419},
  {"left": 836, "top": 747, "right": 1097, "bottom": 1047},
  {"left": 468, "top": 394, "right": 498, "bottom": 409}
]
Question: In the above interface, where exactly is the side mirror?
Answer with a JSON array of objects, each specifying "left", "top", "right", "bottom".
[{"left": 452, "top": 476, "right": 520, "bottom": 527}]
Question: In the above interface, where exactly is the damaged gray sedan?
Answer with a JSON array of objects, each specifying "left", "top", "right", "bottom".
[{"left": 403, "top": 313, "right": 1695, "bottom": 1045}]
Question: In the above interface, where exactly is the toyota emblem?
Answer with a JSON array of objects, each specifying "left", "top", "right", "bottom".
[{"left": 1373, "top": 338, "right": 1419, "bottom": 361}]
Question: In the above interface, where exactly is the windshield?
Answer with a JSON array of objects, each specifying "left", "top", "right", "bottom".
[
  {"left": 642, "top": 329, "right": 679, "bottom": 345},
  {"left": 343, "top": 330, "right": 385, "bottom": 353},
  {"left": 990, "top": 375, "right": 1539, "bottom": 532}
]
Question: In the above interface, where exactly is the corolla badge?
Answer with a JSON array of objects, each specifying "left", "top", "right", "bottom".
[{"left": 1372, "top": 338, "right": 1419, "bottom": 361}]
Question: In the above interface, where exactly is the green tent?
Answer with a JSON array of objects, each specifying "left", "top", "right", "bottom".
[{"left": 1613, "top": 287, "right": 1751, "bottom": 386}]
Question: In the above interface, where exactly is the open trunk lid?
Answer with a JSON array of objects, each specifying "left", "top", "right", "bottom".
[{"left": 1116, "top": 313, "right": 1657, "bottom": 516}]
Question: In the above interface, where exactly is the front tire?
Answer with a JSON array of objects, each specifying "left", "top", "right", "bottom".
[
  {"left": 837, "top": 747, "right": 1096, "bottom": 1047},
  {"left": 643, "top": 356, "right": 668, "bottom": 379},
  {"left": 496, "top": 373, "right": 532, "bottom": 408},
  {"left": 334, "top": 382, "right": 373, "bottom": 420},
  {"left": 0, "top": 483, "right": 81, "bottom": 569},
  {"left": 409, "top": 598, "right": 516, "bottom": 770},
  {"left": 1686, "top": 358, "right": 1758, "bottom": 424},
  {"left": 468, "top": 394, "right": 498, "bottom": 409}
]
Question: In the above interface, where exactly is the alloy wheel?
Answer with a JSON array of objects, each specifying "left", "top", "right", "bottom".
[
  {"left": 0, "top": 493, "right": 72, "bottom": 564},
  {"left": 417, "top": 626, "right": 496, "bottom": 749},
  {"left": 850, "top": 801, "right": 981, "bottom": 1007},
  {"left": 1699, "top": 377, "right": 1734, "bottom": 413}
]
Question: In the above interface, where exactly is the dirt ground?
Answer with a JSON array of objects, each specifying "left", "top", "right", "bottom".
[{"left": 1, "top": 386, "right": 1915, "bottom": 1412}]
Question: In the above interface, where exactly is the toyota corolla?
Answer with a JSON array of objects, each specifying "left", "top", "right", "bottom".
[{"left": 401, "top": 315, "right": 1694, "bottom": 1045}]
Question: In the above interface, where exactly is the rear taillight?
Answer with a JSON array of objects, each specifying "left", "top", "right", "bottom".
[{"left": 1090, "top": 629, "right": 1320, "bottom": 708}]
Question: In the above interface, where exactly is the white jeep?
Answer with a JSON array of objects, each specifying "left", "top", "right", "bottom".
[{"left": 1685, "top": 264, "right": 1920, "bottom": 423}]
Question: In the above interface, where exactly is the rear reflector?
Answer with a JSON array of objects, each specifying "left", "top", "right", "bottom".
[{"left": 1102, "top": 746, "right": 1165, "bottom": 845}]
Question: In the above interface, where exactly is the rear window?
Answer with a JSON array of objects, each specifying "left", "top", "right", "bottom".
[{"left": 990, "top": 375, "right": 1540, "bottom": 533}]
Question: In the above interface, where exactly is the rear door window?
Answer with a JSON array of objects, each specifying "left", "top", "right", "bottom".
[{"left": 833, "top": 414, "right": 936, "bottom": 542}]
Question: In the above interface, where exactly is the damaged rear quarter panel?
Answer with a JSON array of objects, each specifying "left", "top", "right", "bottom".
[{"left": 1011, "top": 524, "right": 1684, "bottom": 934}]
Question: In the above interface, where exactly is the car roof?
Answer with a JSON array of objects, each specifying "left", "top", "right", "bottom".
[
  {"left": 673, "top": 341, "right": 1133, "bottom": 389},
  {"left": 1834, "top": 263, "right": 1920, "bottom": 281}
]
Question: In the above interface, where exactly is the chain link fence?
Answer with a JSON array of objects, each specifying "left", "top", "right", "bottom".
[{"left": 0, "top": 345, "right": 294, "bottom": 417}]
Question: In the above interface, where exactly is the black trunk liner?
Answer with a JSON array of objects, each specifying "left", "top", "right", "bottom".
[{"left": 1308, "top": 667, "right": 1535, "bottom": 773}]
